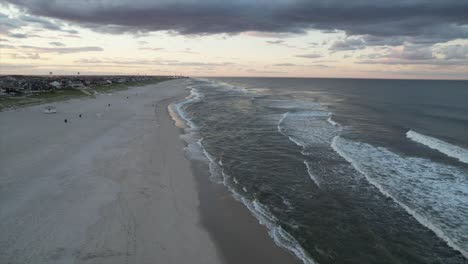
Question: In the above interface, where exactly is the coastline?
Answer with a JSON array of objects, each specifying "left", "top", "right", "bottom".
[
  {"left": 191, "top": 159, "right": 301, "bottom": 264},
  {"left": 0, "top": 79, "right": 222, "bottom": 263}
]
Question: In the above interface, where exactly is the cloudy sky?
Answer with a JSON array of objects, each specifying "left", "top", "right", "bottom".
[{"left": 1, "top": 0, "right": 467, "bottom": 79}]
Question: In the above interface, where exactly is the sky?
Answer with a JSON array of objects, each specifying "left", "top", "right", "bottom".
[{"left": 0, "top": 0, "right": 467, "bottom": 79}]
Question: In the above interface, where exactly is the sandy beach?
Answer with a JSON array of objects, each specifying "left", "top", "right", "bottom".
[
  {"left": 0, "top": 79, "right": 300, "bottom": 264},
  {"left": 0, "top": 79, "right": 224, "bottom": 263}
]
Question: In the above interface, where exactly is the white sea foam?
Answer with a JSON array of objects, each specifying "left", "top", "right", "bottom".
[
  {"left": 278, "top": 110, "right": 342, "bottom": 189},
  {"left": 331, "top": 136, "right": 468, "bottom": 259},
  {"left": 168, "top": 85, "right": 209, "bottom": 162},
  {"left": 171, "top": 86, "right": 204, "bottom": 129},
  {"left": 228, "top": 190, "right": 316, "bottom": 264},
  {"left": 327, "top": 116, "right": 338, "bottom": 126},
  {"left": 304, "top": 160, "right": 321, "bottom": 188},
  {"left": 184, "top": 138, "right": 207, "bottom": 161},
  {"left": 200, "top": 142, "right": 225, "bottom": 184},
  {"left": 279, "top": 111, "right": 339, "bottom": 146},
  {"left": 407, "top": 130, "right": 468, "bottom": 164},
  {"left": 206, "top": 79, "right": 249, "bottom": 94},
  {"left": 278, "top": 113, "right": 306, "bottom": 148}
]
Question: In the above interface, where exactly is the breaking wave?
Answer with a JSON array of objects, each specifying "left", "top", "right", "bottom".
[
  {"left": 331, "top": 136, "right": 468, "bottom": 258},
  {"left": 407, "top": 130, "right": 468, "bottom": 164},
  {"left": 278, "top": 109, "right": 342, "bottom": 189}
]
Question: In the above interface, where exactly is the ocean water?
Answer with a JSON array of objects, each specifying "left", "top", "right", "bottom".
[{"left": 170, "top": 77, "right": 468, "bottom": 264}]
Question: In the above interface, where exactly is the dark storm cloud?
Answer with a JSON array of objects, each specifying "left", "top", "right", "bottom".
[
  {"left": 329, "top": 37, "right": 366, "bottom": 51},
  {"left": 0, "top": 10, "right": 77, "bottom": 35},
  {"left": 4, "top": 0, "right": 468, "bottom": 44}
]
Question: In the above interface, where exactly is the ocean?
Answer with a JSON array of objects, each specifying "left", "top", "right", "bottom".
[{"left": 169, "top": 77, "right": 468, "bottom": 264}]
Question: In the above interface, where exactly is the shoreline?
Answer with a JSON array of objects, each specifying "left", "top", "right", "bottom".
[
  {"left": 168, "top": 84, "right": 302, "bottom": 264},
  {"left": 0, "top": 77, "right": 303, "bottom": 264},
  {"left": 190, "top": 159, "right": 301, "bottom": 264},
  {"left": 0, "top": 79, "right": 222, "bottom": 263}
]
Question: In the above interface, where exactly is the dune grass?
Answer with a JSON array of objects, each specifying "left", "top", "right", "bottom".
[
  {"left": 0, "top": 89, "right": 87, "bottom": 111},
  {"left": 0, "top": 77, "right": 176, "bottom": 111}
]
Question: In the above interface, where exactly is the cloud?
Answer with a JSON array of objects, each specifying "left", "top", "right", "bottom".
[
  {"left": 358, "top": 58, "right": 468, "bottom": 66},
  {"left": 60, "top": 34, "right": 81, "bottom": 39},
  {"left": 4, "top": 0, "right": 467, "bottom": 46},
  {"left": 246, "top": 69, "right": 287, "bottom": 74},
  {"left": 49, "top": 41, "right": 65, "bottom": 46},
  {"left": 436, "top": 44, "right": 468, "bottom": 60},
  {"left": 398, "top": 45, "right": 434, "bottom": 60},
  {"left": 357, "top": 44, "right": 468, "bottom": 66},
  {"left": 265, "top": 39, "right": 300, "bottom": 49},
  {"left": 7, "top": 32, "right": 40, "bottom": 38},
  {"left": 20, "top": 45, "right": 103, "bottom": 53},
  {"left": 9, "top": 52, "right": 41, "bottom": 60},
  {"left": 266, "top": 40, "right": 284, "bottom": 45},
  {"left": 0, "top": 10, "right": 78, "bottom": 35},
  {"left": 0, "top": 63, "right": 37, "bottom": 69},
  {"left": 330, "top": 37, "right": 366, "bottom": 51},
  {"left": 296, "top": 53, "right": 323, "bottom": 59},
  {"left": 273, "top": 63, "right": 299, "bottom": 66},
  {"left": 74, "top": 58, "right": 234, "bottom": 67},
  {"left": 273, "top": 63, "right": 332, "bottom": 68},
  {"left": 176, "top": 48, "right": 198, "bottom": 54},
  {"left": 138, "top": 47, "right": 164, "bottom": 51},
  {"left": 18, "top": 14, "right": 77, "bottom": 33},
  {"left": 0, "top": 44, "right": 16, "bottom": 49}
]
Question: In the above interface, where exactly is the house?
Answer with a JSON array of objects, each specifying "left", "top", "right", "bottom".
[{"left": 49, "top": 81, "right": 61, "bottom": 89}]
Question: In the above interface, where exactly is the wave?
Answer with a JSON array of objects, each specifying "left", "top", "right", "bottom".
[
  {"left": 224, "top": 174, "right": 316, "bottom": 264},
  {"left": 278, "top": 110, "right": 342, "bottom": 189},
  {"left": 331, "top": 136, "right": 468, "bottom": 259},
  {"left": 327, "top": 116, "right": 338, "bottom": 126},
  {"left": 278, "top": 111, "right": 339, "bottom": 146},
  {"left": 205, "top": 79, "right": 249, "bottom": 94},
  {"left": 278, "top": 112, "right": 307, "bottom": 150},
  {"left": 258, "top": 99, "right": 326, "bottom": 111},
  {"left": 407, "top": 130, "right": 468, "bottom": 164},
  {"left": 198, "top": 139, "right": 316, "bottom": 264},
  {"left": 171, "top": 79, "right": 316, "bottom": 264},
  {"left": 303, "top": 160, "right": 321, "bottom": 188},
  {"left": 169, "top": 86, "right": 203, "bottom": 130}
]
